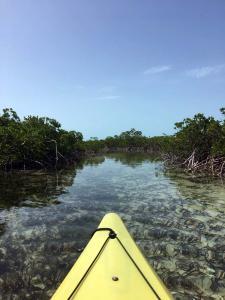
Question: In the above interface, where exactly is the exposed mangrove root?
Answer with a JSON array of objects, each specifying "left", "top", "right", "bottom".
[{"left": 164, "top": 151, "right": 225, "bottom": 177}]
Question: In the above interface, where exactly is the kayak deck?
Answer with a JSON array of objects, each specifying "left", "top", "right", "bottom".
[{"left": 51, "top": 213, "right": 173, "bottom": 300}]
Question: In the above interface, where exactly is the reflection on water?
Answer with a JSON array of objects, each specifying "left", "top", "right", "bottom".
[
  {"left": 0, "top": 153, "right": 225, "bottom": 299},
  {"left": 0, "top": 170, "right": 74, "bottom": 208}
]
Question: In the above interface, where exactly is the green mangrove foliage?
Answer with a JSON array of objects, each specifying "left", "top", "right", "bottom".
[
  {"left": 0, "top": 108, "right": 84, "bottom": 170},
  {"left": 1, "top": 107, "right": 225, "bottom": 175},
  {"left": 169, "top": 108, "right": 225, "bottom": 175},
  {"left": 173, "top": 112, "right": 223, "bottom": 159},
  {"left": 84, "top": 128, "right": 173, "bottom": 154},
  {"left": 84, "top": 109, "right": 225, "bottom": 176},
  {"left": 84, "top": 128, "right": 174, "bottom": 155}
]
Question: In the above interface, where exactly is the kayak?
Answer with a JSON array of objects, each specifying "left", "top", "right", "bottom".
[{"left": 51, "top": 213, "right": 173, "bottom": 300}]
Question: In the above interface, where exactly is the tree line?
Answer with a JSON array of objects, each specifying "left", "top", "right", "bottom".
[
  {"left": 1, "top": 107, "right": 225, "bottom": 175},
  {"left": 84, "top": 108, "right": 225, "bottom": 176},
  {"left": 0, "top": 108, "right": 83, "bottom": 170}
]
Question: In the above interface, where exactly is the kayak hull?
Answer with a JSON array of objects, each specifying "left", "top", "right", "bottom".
[{"left": 51, "top": 213, "right": 173, "bottom": 300}]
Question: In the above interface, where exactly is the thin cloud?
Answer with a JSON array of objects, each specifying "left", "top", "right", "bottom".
[
  {"left": 99, "top": 86, "right": 117, "bottom": 93},
  {"left": 74, "top": 85, "right": 85, "bottom": 89},
  {"left": 95, "top": 95, "right": 120, "bottom": 100},
  {"left": 144, "top": 65, "right": 172, "bottom": 75},
  {"left": 186, "top": 64, "right": 225, "bottom": 78}
]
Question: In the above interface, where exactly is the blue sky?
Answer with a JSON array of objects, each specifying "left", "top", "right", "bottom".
[{"left": 0, "top": 0, "right": 225, "bottom": 139}]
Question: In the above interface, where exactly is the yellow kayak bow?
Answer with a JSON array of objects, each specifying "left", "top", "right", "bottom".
[{"left": 51, "top": 213, "right": 173, "bottom": 300}]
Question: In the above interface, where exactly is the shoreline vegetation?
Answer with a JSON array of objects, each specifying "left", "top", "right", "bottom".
[
  {"left": 1, "top": 107, "right": 225, "bottom": 177},
  {"left": 0, "top": 108, "right": 84, "bottom": 171}
]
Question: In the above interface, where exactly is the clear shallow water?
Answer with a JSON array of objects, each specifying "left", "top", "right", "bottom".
[{"left": 1, "top": 153, "right": 225, "bottom": 299}]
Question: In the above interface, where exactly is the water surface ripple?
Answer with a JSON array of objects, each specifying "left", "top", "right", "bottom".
[{"left": 1, "top": 153, "right": 225, "bottom": 299}]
